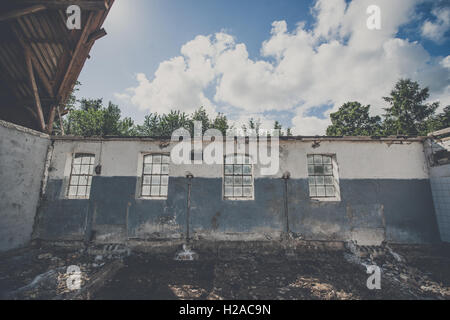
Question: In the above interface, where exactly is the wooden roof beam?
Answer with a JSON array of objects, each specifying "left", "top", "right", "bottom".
[
  {"left": 25, "top": 46, "right": 46, "bottom": 132},
  {"left": 16, "top": 1, "right": 108, "bottom": 11},
  {"left": 0, "top": 4, "right": 46, "bottom": 22},
  {"left": 12, "top": 26, "right": 55, "bottom": 98},
  {"left": 87, "top": 28, "right": 107, "bottom": 44}
]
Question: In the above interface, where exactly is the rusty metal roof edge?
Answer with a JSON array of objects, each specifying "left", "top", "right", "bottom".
[{"left": 50, "top": 135, "right": 426, "bottom": 142}]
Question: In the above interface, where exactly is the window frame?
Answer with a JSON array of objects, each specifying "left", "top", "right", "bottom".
[
  {"left": 223, "top": 154, "right": 254, "bottom": 201},
  {"left": 307, "top": 153, "right": 341, "bottom": 202},
  {"left": 139, "top": 152, "right": 170, "bottom": 200},
  {"left": 67, "top": 153, "right": 95, "bottom": 199}
]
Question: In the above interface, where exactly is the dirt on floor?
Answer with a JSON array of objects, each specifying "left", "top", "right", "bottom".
[{"left": 0, "top": 241, "right": 449, "bottom": 300}]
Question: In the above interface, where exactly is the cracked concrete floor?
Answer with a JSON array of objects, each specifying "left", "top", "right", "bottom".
[{"left": 1, "top": 243, "right": 449, "bottom": 300}]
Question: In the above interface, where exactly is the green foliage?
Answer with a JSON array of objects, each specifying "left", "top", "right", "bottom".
[
  {"left": 326, "top": 102, "right": 382, "bottom": 136},
  {"left": 382, "top": 79, "right": 438, "bottom": 135},
  {"left": 60, "top": 98, "right": 136, "bottom": 137},
  {"left": 327, "top": 79, "right": 447, "bottom": 137}
]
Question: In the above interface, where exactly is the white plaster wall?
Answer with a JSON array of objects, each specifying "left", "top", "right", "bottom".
[
  {"left": 49, "top": 139, "right": 429, "bottom": 180},
  {"left": 0, "top": 121, "right": 50, "bottom": 251}
]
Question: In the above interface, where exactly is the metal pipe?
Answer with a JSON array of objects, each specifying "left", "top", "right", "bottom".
[
  {"left": 185, "top": 172, "right": 194, "bottom": 243},
  {"left": 282, "top": 171, "right": 291, "bottom": 234}
]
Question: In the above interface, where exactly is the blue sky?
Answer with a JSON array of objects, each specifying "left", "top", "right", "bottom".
[{"left": 77, "top": 0, "right": 450, "bottom": 134}]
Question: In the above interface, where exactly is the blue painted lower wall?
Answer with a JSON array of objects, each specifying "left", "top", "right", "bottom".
[{"left": 34, "top": 176, "right": 440, "bottom": 244}]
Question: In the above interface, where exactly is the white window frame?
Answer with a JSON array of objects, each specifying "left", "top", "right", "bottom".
[
  {"left": 223, "top": 154, "right": 254, "bottom": 201},
  {"left": 67, "top": 153, "right": 95, "bottom": 199},
  {"left": 307, "top": 154, "right": 341, "bottom": 202},
  {"left": 138, "top": 152, "right": 170, "bottom": 200}
]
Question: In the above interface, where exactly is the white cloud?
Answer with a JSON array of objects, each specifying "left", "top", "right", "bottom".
[
  {"left": 421, "top": 7, "right": 450, "bottom": 43},
  {"left": 116, "top": 0, "right": 449, "bottom": 135}
]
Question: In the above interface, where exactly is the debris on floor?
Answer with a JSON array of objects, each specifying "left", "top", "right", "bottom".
[{"left": 0, "top": 242, "right": 449, "bottom": 300}]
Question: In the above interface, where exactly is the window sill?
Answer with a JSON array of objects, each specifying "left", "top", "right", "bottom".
[
  {"left": 310, "top": 197, "right": 341, "bottom": 203},
  {"left": 139, "top": 196, "right": 168, "bottom": 200},
  {"left": 223, "top": 197, "right": 254, "bottom": 201}
]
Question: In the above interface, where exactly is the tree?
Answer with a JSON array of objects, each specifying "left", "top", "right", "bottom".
[
  {"left": 326, "top": 102, "right": 382, "bottom": 136},
  {"left": 382, "top": 79, "right": 439, "bottom": 135},
  {"left": 425, "top": 105, "right": 450, "bottom": 133},
  {"left": 211, "top": 113, "right": 230, "bottom": 135},
  {"left": 60, "top": 98, "right": 137, "bottom": 137}
]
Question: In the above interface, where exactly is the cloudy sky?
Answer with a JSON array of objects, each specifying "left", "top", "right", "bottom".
[{"left": 77, "top": 0, "right": 450, "bottom": 135}]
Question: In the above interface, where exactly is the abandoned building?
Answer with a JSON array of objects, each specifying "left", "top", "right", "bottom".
[
  {"left": 0, "top": 0, "right": 449, "bottom": 254},
  {"left": 1, "top": 119, "right": 450, "bottom": 252}
]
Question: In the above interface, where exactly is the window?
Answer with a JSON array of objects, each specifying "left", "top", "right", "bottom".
[
  {"left": 141, "top": 154, "right": 170, "bottom": 198},
  {"left": 224, "top": 154, "right": 253, "bottom": 199},
  {"left": 68, "top": 153, "right": 95, "bottom": 198},
  {"left": 307, "top": 154, "right": 339, "bottom": 199}
]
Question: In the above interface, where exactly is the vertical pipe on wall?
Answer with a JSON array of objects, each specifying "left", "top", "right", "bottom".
[
  {"left": 185, "top": 172, "right": 194, "bottom": 243},
  {"left": 282, "top": 171, "right": 291, "bottom": 234}
]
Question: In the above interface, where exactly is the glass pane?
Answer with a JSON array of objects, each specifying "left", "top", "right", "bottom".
[
  {"left": 144, "top": 164, "right": 152, "bottom": 174},
  {"left": 161, "top": 164, "right": 169, "bottom": 175},
  {"left": 89, "top": 156, "right": 95, "bottom": 165},
  {"left": 225, "top": 176, "right": 233, "bottom": 185},
  {"left": 225, "top": 156, "right": 234, "bottom": 164},
  {"left": 161, "top": 176, "right": 169, "bottom": 185},
  {"left": 243, "top": 176, "right": 252, "bottom": 185},
  {"left": 160, "top": 185, "right": 168, "bottom": 197},
  {"left": 151, "top": 185, "right": 160, "bottom": 196},
  {"left": 144, "top": 155, "right": 153, "bottom": 164},
  {"left": 80, "top": 165, "right": 89, "bottom": 175},
  {"left": 77, "top": 186, "right": 87, "bottom": 196},
  {"left": 323, "top": 156, "right": 332, "bottom": 164},
  {"left": 153, "top": 155, "right": 162, "bottom": 163},
  {"left": 235, "top": 155, "right": 243, "bottom": 164},
  {"left": 142, "top": 185, "right": 150, "bottom": 196},
  {"left": 234, "top": 187, "right": 243, "bottom": 197},
  {"left": 308, "top": 165, "right": 314, "bottom": 175},
  {"left": 308, "top": 176, "right": 315, "bottom": 185},
  {"left": 234, "top": 165, "right": 242, "bottom": 174},
  {"left": 73, "top": 156, "right": 82, "bottom": 164},
  {"left": 81, "top": 157, "right": 89, "bottom": 165},
  {"left": 234, "top": 176, "right": 242, "bottom": 185},
  {"left": 315, "top": 176, "right": 324, "bottom": 185},
  {"left": 69, "top": 186, "right": 77, "bottom": 196},
  {"left": 70, "top": 175, "right": 79, "bottom": 186},
  {"left": 243, "top": 187, "right": 252, "bottom": 197},
  {"left": 79, "top": 175, "right": 88, "bottom": 185},
  {"left": 309, "top": 186, "right": 317, "bottom": 197},
  {"left": 324, "top": 176, "right": 333, "bottom": 185},
  {"left": 324, "top": 165, "right": 332, "bottom": 175},
  {"left": 72, "top": 165, "right": 81, "bottom": 175},
  {"left": 316, "top": 186, "right": 326, "bottom": 197},
  {"left": 89, "top": 164, "right": 95, "bottom": 175},
  {"left": 243, "top": 156, "right": 251, "bottom": 164},
  {"left": 152, "top": 164, "right": 161, "bottom": 174},
  {"left": 143, "top": 175, "right": 151, "bottom": 185},
  {"left": 162, "top": 155, "right": 170, "bottom": 164},
  {"left": 313, "top": 155, "right": 322, "bottom": 164},
  {"left": 224, "top": 186, "right": 233, "bottom": 197},
  {"left": 87, "top": 176, "right": 92, "bottom": 187},
  {"left": 151, "top": 175, "right": 161, "bottom": 185},
  {"left": 326, "top": 186, "right": 335, "bottom": 197},
  {"left": 314, "top": 165, "right": 324, "bottom": 175},
  {"left": 224, "top": 165, "right": 233, "bottom": 174},
  {"left": 86, "top": 186, "right": 91, "bottom": 196},
  {"left": 307, "top": 155, "right": 314, "bottom": 164},
  {"left": 243, "top": 165, "right": 251, "bottom": 174}
]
